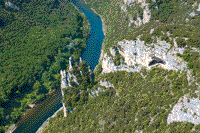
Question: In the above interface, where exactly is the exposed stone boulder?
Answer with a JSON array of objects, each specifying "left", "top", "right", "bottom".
[
  {"left": 110, "top": 47, "right": 116, "bottom": 56},
  {"left": 60, "top": 70, "right": 67, "bottom": 89},
  {"left": 99, "top": 79, "right": 114, "bottom": 88},
  {"left": 67, "top": 72, "right": 79, "bottom": 87},
  {"left": 89, "top": 87, "right": 105, "bottom": 98},
  {"left": 167, "top": 90, "right": 200, "bottom": 125},
  {"left": 69, "top": 57, "right": 74, "bottom": 71},
  {"left": 27, "top": 104, "right": 36, "bottom": 109},
  {"left": 5, "top": 1, "right": 19, "bottom": 10},
  {"left": 143, "top": 4, "right": 151, "bottom": 24}
]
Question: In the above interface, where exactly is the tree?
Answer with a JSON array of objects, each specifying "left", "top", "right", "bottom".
[{"left": 176, "top": 38, "right": 186, "bottom": 48}]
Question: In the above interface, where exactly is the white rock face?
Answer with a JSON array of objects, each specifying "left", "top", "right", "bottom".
[
  {"left": 60, "top": 70, "right": 67, "bottom": 89},
  {"left": 150, "top": 28, "right": 154, "bottom": 34},
  {"left": 121, "top": 5, "right": 127, "bottom": 12},
  {"left": 117, "top": 39, "right": 188, "bottom": 71},
  {"left": 123, "top": 0, "right": 151, "bottom": 27},
  {"left": 143, "top": 4, "right": 151, "bottom": 24},
  {"left": 132, "top": 16, "right": 143, "bottom": 27},
  {"left": 60, "top": 70, "right": 67, "bottom": 117},
  {"left": 197, "top": 3, "right": 200, "bottom": 12},
  {"left": 110, "top": 47, "right": 116, "bottom": 56},
  {"left": 101, "top": 51, "right": 142, "bottom": 74},
  {"left": 5, "top": 1, "right": 19, "bottom": 10},
  {"left": 167, "top": 91, "right": 200, "bottom": 125},
  {"left": 101, "top": 38, "right": 189, "bottom": 74},
  {"left": 189, "top": 12, "right": 196, "bottom": 17},
  {"left": 124, "top": 0, "right": 135, "bottom": 5},
  {"left": 79, "top": 57, "right": 83, "bottom": 64},
  {"left": 89, "top": 87, "right": 105, "bottom": 98},
  {"left": 69, "top": 57, "right": 74, "bottom": 71},
  {"left": 67, "top": 72, "right": 79, "bottom": 86},
  {"left": 100, "top": 79, "right": 114, "bottom": 88}
]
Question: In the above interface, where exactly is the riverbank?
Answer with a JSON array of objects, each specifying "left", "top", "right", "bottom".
[
  {"left": 36, "top": 0, "right": 106, "bottom": 131},
  {"left": 36, "top": 107, "right": 63, "bottom": 133}
]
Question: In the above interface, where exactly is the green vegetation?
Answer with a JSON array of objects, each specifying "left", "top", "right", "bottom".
[
  {"left": 127, "top": 3, "right": 143, "bottom": 20},
  {"left": 43, "top": 67, "right": 198, "bottom": 132},
  {"left": 1, "top": 0, "right": 200, "bottom": 132},
  {"left": 43, "top": 0, "right": 200, "bottom": 132},
  {"left": 112, "top": 46, "right": 125, "bottom": 66},
  {"left": 62, "top": 60, "right": 94, "bottom": 109},
  {"left": 0, "top": 0, "right": 90, "bottom": 132},
  {"left": 177, "top": 49, "right": 200, "bottom": 83},
  {"left": 42, "top": 0, "right": 200, "bottom": 132},
  {"left": 176, "top": 37, "right": 186, "bottom": 48}
]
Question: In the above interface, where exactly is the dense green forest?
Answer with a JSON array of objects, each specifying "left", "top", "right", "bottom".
[
  {"left": 43, "top": 68, "right": 199, "bottom": 132},
  {"left": 0, "top": 0, "right": 90, "bottom": 132},
  {"left": 43, "top": 0, "right": 200, "bottom": 132}
]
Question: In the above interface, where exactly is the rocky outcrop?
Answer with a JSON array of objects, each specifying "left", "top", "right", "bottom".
[
  {"left": 60, "top": 70, "right": 67, "bottom": 117},
  {"left": 61, "top": 70, "right": 67, "bottom": 89},
  {"left": 60, "top": 57, "right": 85, "bottom": 117},
  {"left": 167, "top": 90, "right": 200, "bottom": 125},
  {"left": 99, "top": 79, "right": 114, "bottom": 88},
  {"left": 117, "top": 39, "right": 188, "bottom": 71},
  {"left": 101, "top": 38, "right": 188, "bottom": 74},
  {"left": 88, "top": 79, "right": 115, "bottom": 98},
  {"left": 60, "top": 56, "right": 95, "bottom": 116},
  {"left": 27, "top": 104, "right": 36, "bottom": 109},
  {"left": 197, "top": 3, "right": 200, "bottom": 12},
  {"left": 5, "top": 1, "right": 20, "bottom": 10},
  {"left": 89, "top": 87, "right": 104, "bottom": 98},
  {"left": 110, "top": 47, "right": 116, "bottom": 56},
  {"left": 69, "top": 57, "right": 74, "bottom": 71},
  {"left": 67, "top": 72, "right": 79, "bottom": 87},
  {"left": 143, "top": 4, "right": 151, "bottom": 24},
  {"left": 101, "top": 52, "right": 142, "bottom": 74}
]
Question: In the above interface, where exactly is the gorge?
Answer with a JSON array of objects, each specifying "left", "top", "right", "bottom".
[
  {"left": 7, "top": 0, "right": 105, "bottom": 132},
  {"left": 5, "top": 0, "right": 200, "bottom": 132}
]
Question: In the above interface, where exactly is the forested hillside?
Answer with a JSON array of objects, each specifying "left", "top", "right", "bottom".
[
  {"left": 43, "top": 68, "right": 200, "bottom": 132},
  {"left": 0, "top": 0, "right": 90, "bottom": 132},
  {"left": 43, "top": 0, "right": 200, "bottom": 132}
]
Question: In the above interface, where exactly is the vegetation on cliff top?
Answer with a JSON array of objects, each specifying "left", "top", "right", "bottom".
[{"left": 43, "top": 67, "right": 199, "bottom": 132}]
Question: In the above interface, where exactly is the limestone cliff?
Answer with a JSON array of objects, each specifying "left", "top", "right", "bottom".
[
  {"left": 167, "top": 90, "right": 200, "bottom": 125},
  {"left": 101, "top": 38, "right": 188, "bottom": 74}
]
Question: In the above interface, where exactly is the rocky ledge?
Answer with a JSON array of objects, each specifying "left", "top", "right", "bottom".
[{"left": 101, "top": 38, "right": 189, "bottom": 74}]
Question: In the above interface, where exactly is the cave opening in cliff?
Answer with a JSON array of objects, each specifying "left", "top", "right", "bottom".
[{"left": 148, "top": 57, "right": 166, "bottom": 66}]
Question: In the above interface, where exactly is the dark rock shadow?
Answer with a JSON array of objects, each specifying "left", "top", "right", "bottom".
[{"left": 149, "top": 56, "right": 166, "bottom": 66}]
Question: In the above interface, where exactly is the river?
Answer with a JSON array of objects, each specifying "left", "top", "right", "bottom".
[
  {"left": 11, "top": 0, "right": 104, "bottom": 132},
  {"left": 75, "top": 0, "right": 105, "bottom": 70}
]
